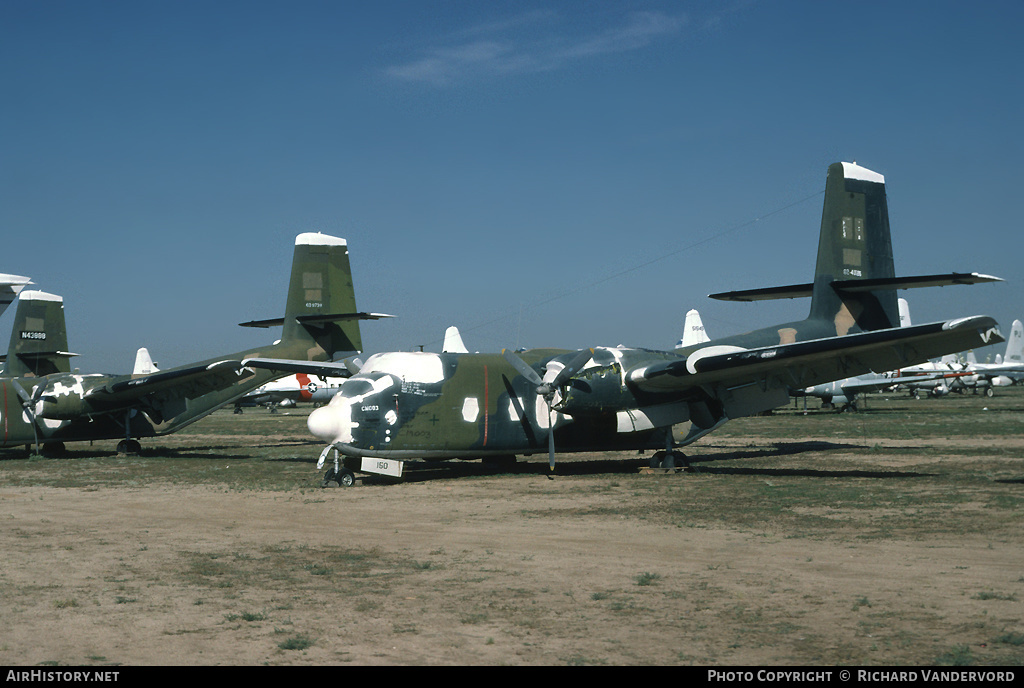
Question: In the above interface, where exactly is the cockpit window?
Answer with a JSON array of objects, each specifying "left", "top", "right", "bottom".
[{"left": 340, "top": 379, "right": 375, "bottom": 397}]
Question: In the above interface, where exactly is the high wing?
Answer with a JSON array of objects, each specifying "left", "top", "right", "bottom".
[
  {"left": 242, "top": 357, "right": 360, "bottom": 378},
  {"left": 629, "top": 316, "right": 1001, "bottom": 395},
  {"left": 84, "top": 360, "right": 252, "bottom": 411}
]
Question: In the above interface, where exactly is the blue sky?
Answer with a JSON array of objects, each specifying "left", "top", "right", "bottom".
[{"left": 2, "top": 1, "right": 1021, "bottom": 373}]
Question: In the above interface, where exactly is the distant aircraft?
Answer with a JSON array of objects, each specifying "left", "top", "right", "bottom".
[
  {"left": 891, "top": 310, "right": 1023, "bottom": 397},
  {"left": 133, "top": 347, "right": 159, "bottom": 375},
  {"left": 234, "top": 372, "right": 348, "bottom": 412},
  {"left": 675, "top": 309, "right": 710, "bottom": 349},
  {"left": 0, "top": 233, "right": 382, "bottom": 455},
  {"left": 942, "top": 319, "right": 1024, "bottom": 394},
  {"left": 0, "top": 274, "right": 32, "bottom": 323},
  {"left": 247, "top": 162, "right": 1003, "bottom": 486}
]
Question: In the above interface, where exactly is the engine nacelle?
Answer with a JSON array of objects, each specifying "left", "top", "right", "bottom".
[{"left": 553, "top": 362, "right": 638, "bottom": 416}]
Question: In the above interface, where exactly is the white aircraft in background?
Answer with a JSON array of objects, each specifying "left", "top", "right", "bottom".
[
  {"left": 236, "top": 373, "right": 349, "bottom": 412},
  {"left": 675, "top": 309, "right": 710, "bottom": 349},
  {"left": 133, "top": 347, "right": 160, "bottom": 375},
  {"left": 944, "top": 319, "right": 1024, "bottom": 394}
]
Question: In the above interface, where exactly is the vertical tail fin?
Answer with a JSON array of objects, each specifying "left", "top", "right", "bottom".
[
  {"left": 133, "top": 347, "right": 160, "bottom": 374},
  {"left": 5, "top": 290, "right": 74, "bottom": 377},
  {"left": 676, "top": 309, "right": 710, "bottom": 349},
  {"left": 898, "top": 298, "right": 911, "bottom": 327},
  {"left": 809, "top": 162, "right": 899, "bottom": 334},
  {"left": 240, "top": 233, "right": 373, "bottom": 362},
  {"left": 443, "top": 326, "right": 469, "bottom": 353},
  {"left": 282, "top": 233, "right": 362, "bottom": 358},
  {"left": 1004, "top": 319, "right": 1023, "bottom": 366}
]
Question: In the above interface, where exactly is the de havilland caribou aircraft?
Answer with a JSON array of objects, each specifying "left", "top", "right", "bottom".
[
  {"left": 246, "top": 162, "right": 1004, "bottom": 486},
  {"left": 0, "top": 233, "right": 380, "bottom": 455}
]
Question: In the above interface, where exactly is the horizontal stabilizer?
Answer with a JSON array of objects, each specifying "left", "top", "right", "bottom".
[
  {"left": 710, "top": 272, "right": 1002, "bottom": 302},
  {"left": 0, "top": 273, "right": 32, "bottom": 318},
  {"left": 239, "top": 312, "right": 394, "bottom": 329}
]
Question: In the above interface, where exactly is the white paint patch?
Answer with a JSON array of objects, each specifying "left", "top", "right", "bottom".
[
  {"left": 685, "top": 345, "right": 748, "bottom": 375},
  {"left": 308, "top": 373, "right": 398, "bottom": 444},
  {"left": 18, "top": 290, "right": 63, "bottom": 303},
  {"left": 615, "top": 403, "right": 689, "bottom": 433},
  {"left": 842, "top": 162, "right": 885, "bottom": 184},
  {"left": 534, "top": 396, "right": 552, "bottom": 429},
  {"left": 295, "top": 232, "right": 346, "bottom": 247},
  {"left": 461, "top": 397, "right": 479, "bottom": 423},
  {"left": 361, "top": 352, "right": 445, "bottom": 384}
]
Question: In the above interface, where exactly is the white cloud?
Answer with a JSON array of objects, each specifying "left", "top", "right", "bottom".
[{"left": 385, "top": 11, "right": 687, "bottom": 86}]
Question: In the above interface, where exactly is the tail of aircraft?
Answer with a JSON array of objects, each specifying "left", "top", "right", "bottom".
[
  {"left": 1004, "top": 319, "right": 1023, "bottom": 366},
  {"left": 443, "top": 326, "right": 469, "bottom": 353},
  {"left": 709, "top": 162, "right": 999, "bottom": 338},
  {"left": 676, "top": 309, "right": 710, "bottom": 349},
  {"left": 808, "top": 162, "right": 899, "bottom": 333},
  {"left": 133, "top": 347, "right": 160, "bottom": 375},
  {"left": 4, "top": 290, "right": 76, "bottom": 377},
  {"left": 240, "top": 233, "right": 383, "bottom": 361},
  {"left": 898, "top": 298, "right": 911, "bottom": 328}
]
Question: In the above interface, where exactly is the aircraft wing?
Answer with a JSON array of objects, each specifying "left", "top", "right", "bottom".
[
  {"left": 85, "top": 360, "right": 252, "bottom": 409},
  {"left": 629, "top": 316, "right": 1003, "bottom": 396},
  {"left": 242, "top": 357, "right": 358, "bottom": 378}
]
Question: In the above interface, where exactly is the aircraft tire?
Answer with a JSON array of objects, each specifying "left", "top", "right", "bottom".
[
  {"left": 985, "top": 386, "right": 995, "bottom": 398},
  {"left": 338, "top": 469, "right": 356, "bottom": 487}
]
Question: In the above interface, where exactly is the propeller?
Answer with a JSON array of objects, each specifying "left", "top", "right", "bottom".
[
  {"left": 11, "top": 379, "right": 46, "bottom": 454},
  {"left": 502, "top": 348, "right": 593, "bottom": 474}
]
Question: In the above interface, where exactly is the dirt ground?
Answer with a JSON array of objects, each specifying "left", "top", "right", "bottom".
[{"left": 1, "top": 396, "right": 1023, "bottom": 666}]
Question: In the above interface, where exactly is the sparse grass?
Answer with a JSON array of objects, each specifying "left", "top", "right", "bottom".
[
  {"left": 277, "top": 634, "right": 315, "bottom": 651},
  {"left": 634, "top": 572, "right": 662, "bottom": 586},
  {"left": 2, "top": 389, "right": 1023, "bottom": 666}
]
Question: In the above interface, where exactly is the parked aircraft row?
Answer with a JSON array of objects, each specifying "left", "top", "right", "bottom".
[
  {"left": 0, "top": 234, "right": 389, "bottom": 455},
  {"left": 0, "top": 162, "right": 1009, "bottom": 489}
]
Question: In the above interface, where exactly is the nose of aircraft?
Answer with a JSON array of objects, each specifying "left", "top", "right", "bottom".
[{"left": 307, "top": 406, "right": 342, "bottom": 443}]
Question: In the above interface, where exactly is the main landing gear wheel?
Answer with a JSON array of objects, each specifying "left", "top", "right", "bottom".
[
  {"left": 322, "top": 467, "right": 356, "bottom": 487},
  {"left": 116, "top": 439, "right": 141, "bottom": 455},
  {"left": 650, "top": 450, "right": 689, "bottom": 471}
]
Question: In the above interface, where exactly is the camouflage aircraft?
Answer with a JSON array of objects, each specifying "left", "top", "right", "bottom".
[
  {"left": 246, "top": 162, "right": 1004, "bottom": 486},
  {"left": 0, "top": 233, "right": 379, "bottom": 455}
]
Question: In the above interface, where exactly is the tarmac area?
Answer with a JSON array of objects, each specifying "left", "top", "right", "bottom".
[{"left": 0, "top": 387, "right": 1022, "bottom": 666}]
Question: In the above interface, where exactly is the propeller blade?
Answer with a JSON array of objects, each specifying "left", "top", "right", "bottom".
[
  {"left": 551, "top": 348, "right": 594, "bottom": 387},
  {"left": 341, "top": 356, "right": 364, "bottom": 376},
  {"left": 316, "top": 445, "right": 333, "bottom": 470},
  {"left": 502, "top": 349, "right": 544, "bottom": 386},
  {"left": 10, "top": 380, "right": 42, "bottom": 453},
  {"left": 547, "top": 409, "right": 556, "bottom": 473}
]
